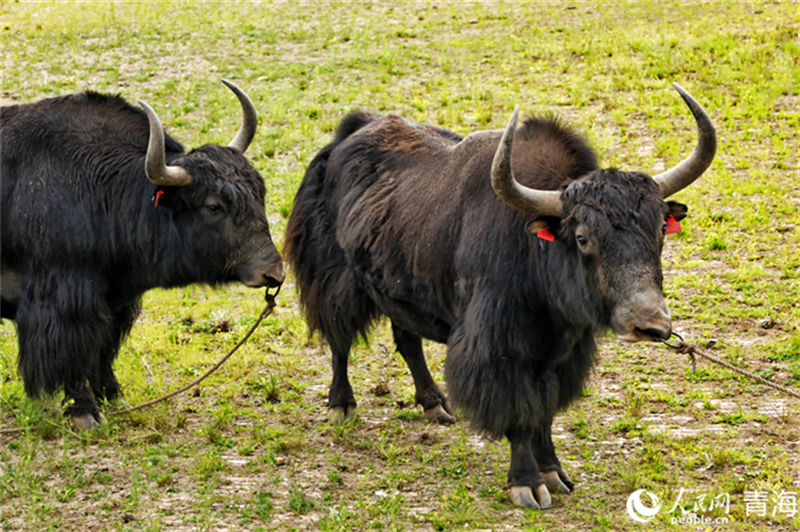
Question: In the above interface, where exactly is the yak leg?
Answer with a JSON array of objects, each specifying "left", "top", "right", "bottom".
[
  {"left": 392, "top": 324, "right": 455, "bottom": 424},
  {"left": 328, "top": 336, "right": 358, "bottom": 421},
  {"left": 533, "top": 419, "right": 574, "bottom": 494},
  {"left": 15, "top": 272, "right": 109, "bottom": 430},
  {"left": 506, "top": 428, "right": 551, "bottom": 509},
  {"left": 319, "top": 269, "right": 376, "bottom": 422},
  {"left": 90, "top": 300, "right": 140, "bottom": 405},
  {"left": 94, "top": 357, "right": 122, "bottom": 404},
  {"left": 65, "top": 381, "right": 105, "bottom": 430},
  {"left": 72, "top": 302, "right": 135, "bottom": 424}
]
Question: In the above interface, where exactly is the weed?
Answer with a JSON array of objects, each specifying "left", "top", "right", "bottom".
[
  {"left": 248, "top": 489, "right": 274, "bottom": 522},
  {"left": 250, "top": 373, "right": 282, "bottom": 403},
  {"left": 193, "top": 448, "right": 228, "bottom": 482},
  {"left": 326, "top": 469, "right": 343, "bottom": 486},
  {"left": 396, "top": 409, "right": 422, "bottom": 422},
  {"left": 287, "top": 484, "right": 314, "bottom": 515},
  {"left": 571, "top": 417, "right": 590, "bottom": 439},
  {"left": 317, "top": 505, "right": 356, "bottom": 531},
  {"left": 428, "top": 484, "right": 485, "bottom": 530}
]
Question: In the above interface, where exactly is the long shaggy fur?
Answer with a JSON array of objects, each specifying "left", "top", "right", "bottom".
[
  {"left": 2, "top": 91, "right": 280, "bottom": 416},
  {"left": 284, "top": 111, "right": 381, "bottom": 350},
  {"left": 285, "top": 110, "right": 618, "bottom": 439}
]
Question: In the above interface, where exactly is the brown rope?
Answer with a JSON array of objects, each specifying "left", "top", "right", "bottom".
[
  {"left": 668, "top": 338, "right": 800, "bottom": 400},
  {"left": 1, "top": 295, "right": 277, "bottom": 435},
  {"left": 111, "top": 296, "right": 277, "bottom": 416}
]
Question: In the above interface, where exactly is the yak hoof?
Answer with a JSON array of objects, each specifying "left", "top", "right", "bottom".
[
  {"left": 424, "top": 404, "right": 456, "bottom": 424},
  {"left": 510, "top": 484, "right": 552, "bottom": 510},
  {"left": 71, "top": 412, "right": 106, "bottom": 431},
  {"left": 328, "top": 405, "right": 357, "bottom": 422},
  {"left": 535, "top": 484, "right": 552, "bottom": 509},
  {"left": 510, "top": 486, "right": 540, "bottom": 509},
  {"left": 541, "top": 471, "right": 572, "bottom": 494}
]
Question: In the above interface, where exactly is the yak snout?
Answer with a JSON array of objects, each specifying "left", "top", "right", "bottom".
[
  {"left": 262, "top": 260, "right": 285, "bottom": 289},
  {"left": 238, "top": 243, "right": 285, "bottom": 289},
  {"left": 611, "top": 289, "right": 672, "bottom": 343},
  {"left": 242, "top": 259, "right": 285, "bottom": 289}
]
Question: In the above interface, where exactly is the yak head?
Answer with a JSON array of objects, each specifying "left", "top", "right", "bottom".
[
  {"left": 492, "top": 83, "right": 716, "bottom": 342},
  {"left": 138, "top": 80, "right": 284, "bottom": 290}
]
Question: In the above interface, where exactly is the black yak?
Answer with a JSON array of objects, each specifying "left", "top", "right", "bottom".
[
  {"left": 284, "top": 83, "right": 715, "bottom": 508},
  {"left": 1, "top": 80, "right": 285, "bottom": 430}
]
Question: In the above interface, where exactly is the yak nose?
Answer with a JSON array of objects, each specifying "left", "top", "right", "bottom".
[
  {"left": 636, "top": 325, "right": 671, "bottom": 342},
  {"left": 632, "top": 303, "right": 672, "bottom": 342},
  {"left": 263, "top": 262, "right": 285, "bottom": 288},
  {"left": 612, "top": 289, "right": 672, "bottom": 343},
  {"left": 630, "top": 299, "right": 672, "bottom": 342}
]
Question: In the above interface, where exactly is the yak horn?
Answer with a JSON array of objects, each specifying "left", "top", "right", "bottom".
[
  {"left": 222, "top": 79, "right": 257, "bottom": 154},
  {"left": 491, "top": 105, "right": 563, "bottom": 217},
  {"left": 653, "top": 83, "right": 717, "bottom": 198},
  {"left": 139, "top": 100, "right": 192, "bottom": 187}
]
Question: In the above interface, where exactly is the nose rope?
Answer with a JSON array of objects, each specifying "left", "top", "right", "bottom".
[
  {"left": 110, "top": 286, "right": 280, "bottom": 416},
  {"left": 661, "top": 332, "right": 800, "bottom": 399},
  {"left": 659, "top": 331, "right": 685, "bottom": 349}
]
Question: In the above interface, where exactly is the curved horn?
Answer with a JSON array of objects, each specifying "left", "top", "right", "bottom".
[
  {"left": 222, "top": 79, "right": 257, "bottom": 153},
  {"left": 138, "top": 100, "right": 192, "bottom": 187},
  {"left": 653, "top": 83, "right": 717, "bottom": 198},
  {"left": 491, "top": 105, "right": 563, "bottom": 217}
]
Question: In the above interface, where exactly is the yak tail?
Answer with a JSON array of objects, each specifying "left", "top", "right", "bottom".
[
  {"left": 284, "top": 111, "right": 378, "bottom": 344},
  {"left": 332, "top": 110, "right": 375, "bottom": 144}
]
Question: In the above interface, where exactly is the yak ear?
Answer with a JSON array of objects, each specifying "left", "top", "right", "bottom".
[
  {"left": 526, "top": 219, "right": 550, "bottom": 235},
  {"left": 667, "top": 201, "right": 688, "bottom": 222},
  {"left": 527, "top": 218, "right": 562, "bottom": 235}
]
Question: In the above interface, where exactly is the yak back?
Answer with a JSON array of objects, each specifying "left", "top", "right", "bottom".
[
  {"left": 1, "top": 92, "right": 195, "bottom": 296},
  {"left": 2, "top": 92, "right": 190, "bottom": 282},
  {"left": 1, "top": 91, "right": 184, "bottom": 176},
  {"left": 287, "top": 110, "right": 600, "bottom": 344}
]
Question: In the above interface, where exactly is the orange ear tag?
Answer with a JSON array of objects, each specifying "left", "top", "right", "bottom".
[
  {"left": 537, "top": 227, "right": 555, "bottom": 241},
  {"left": 665, "top": 214, "right": 682, "bottom": 234}
]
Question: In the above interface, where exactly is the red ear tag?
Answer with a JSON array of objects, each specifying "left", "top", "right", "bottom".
[
  {"left": 537, "top": 227, "right": 555, "bottom": 241},
  {"left": 665, "top": 214, "right": 681, "bottom": 234},
  {"left": 154, "top": 189, "right": 164, "bottom": 209}
]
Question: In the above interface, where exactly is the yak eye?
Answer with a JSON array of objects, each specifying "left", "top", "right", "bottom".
[
  {"left": 661, "top": 222, "right": 668, "bottom": 235},
  {"left": 576, "top": 234, "right": 589, "bottom": 247},
  {"left": 204, "top": 199, "right": 225, "bottom": 215}
]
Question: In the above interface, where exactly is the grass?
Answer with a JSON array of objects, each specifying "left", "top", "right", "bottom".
[{"left": 1, "top": 1, "right": 799, "bottom": 531}]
